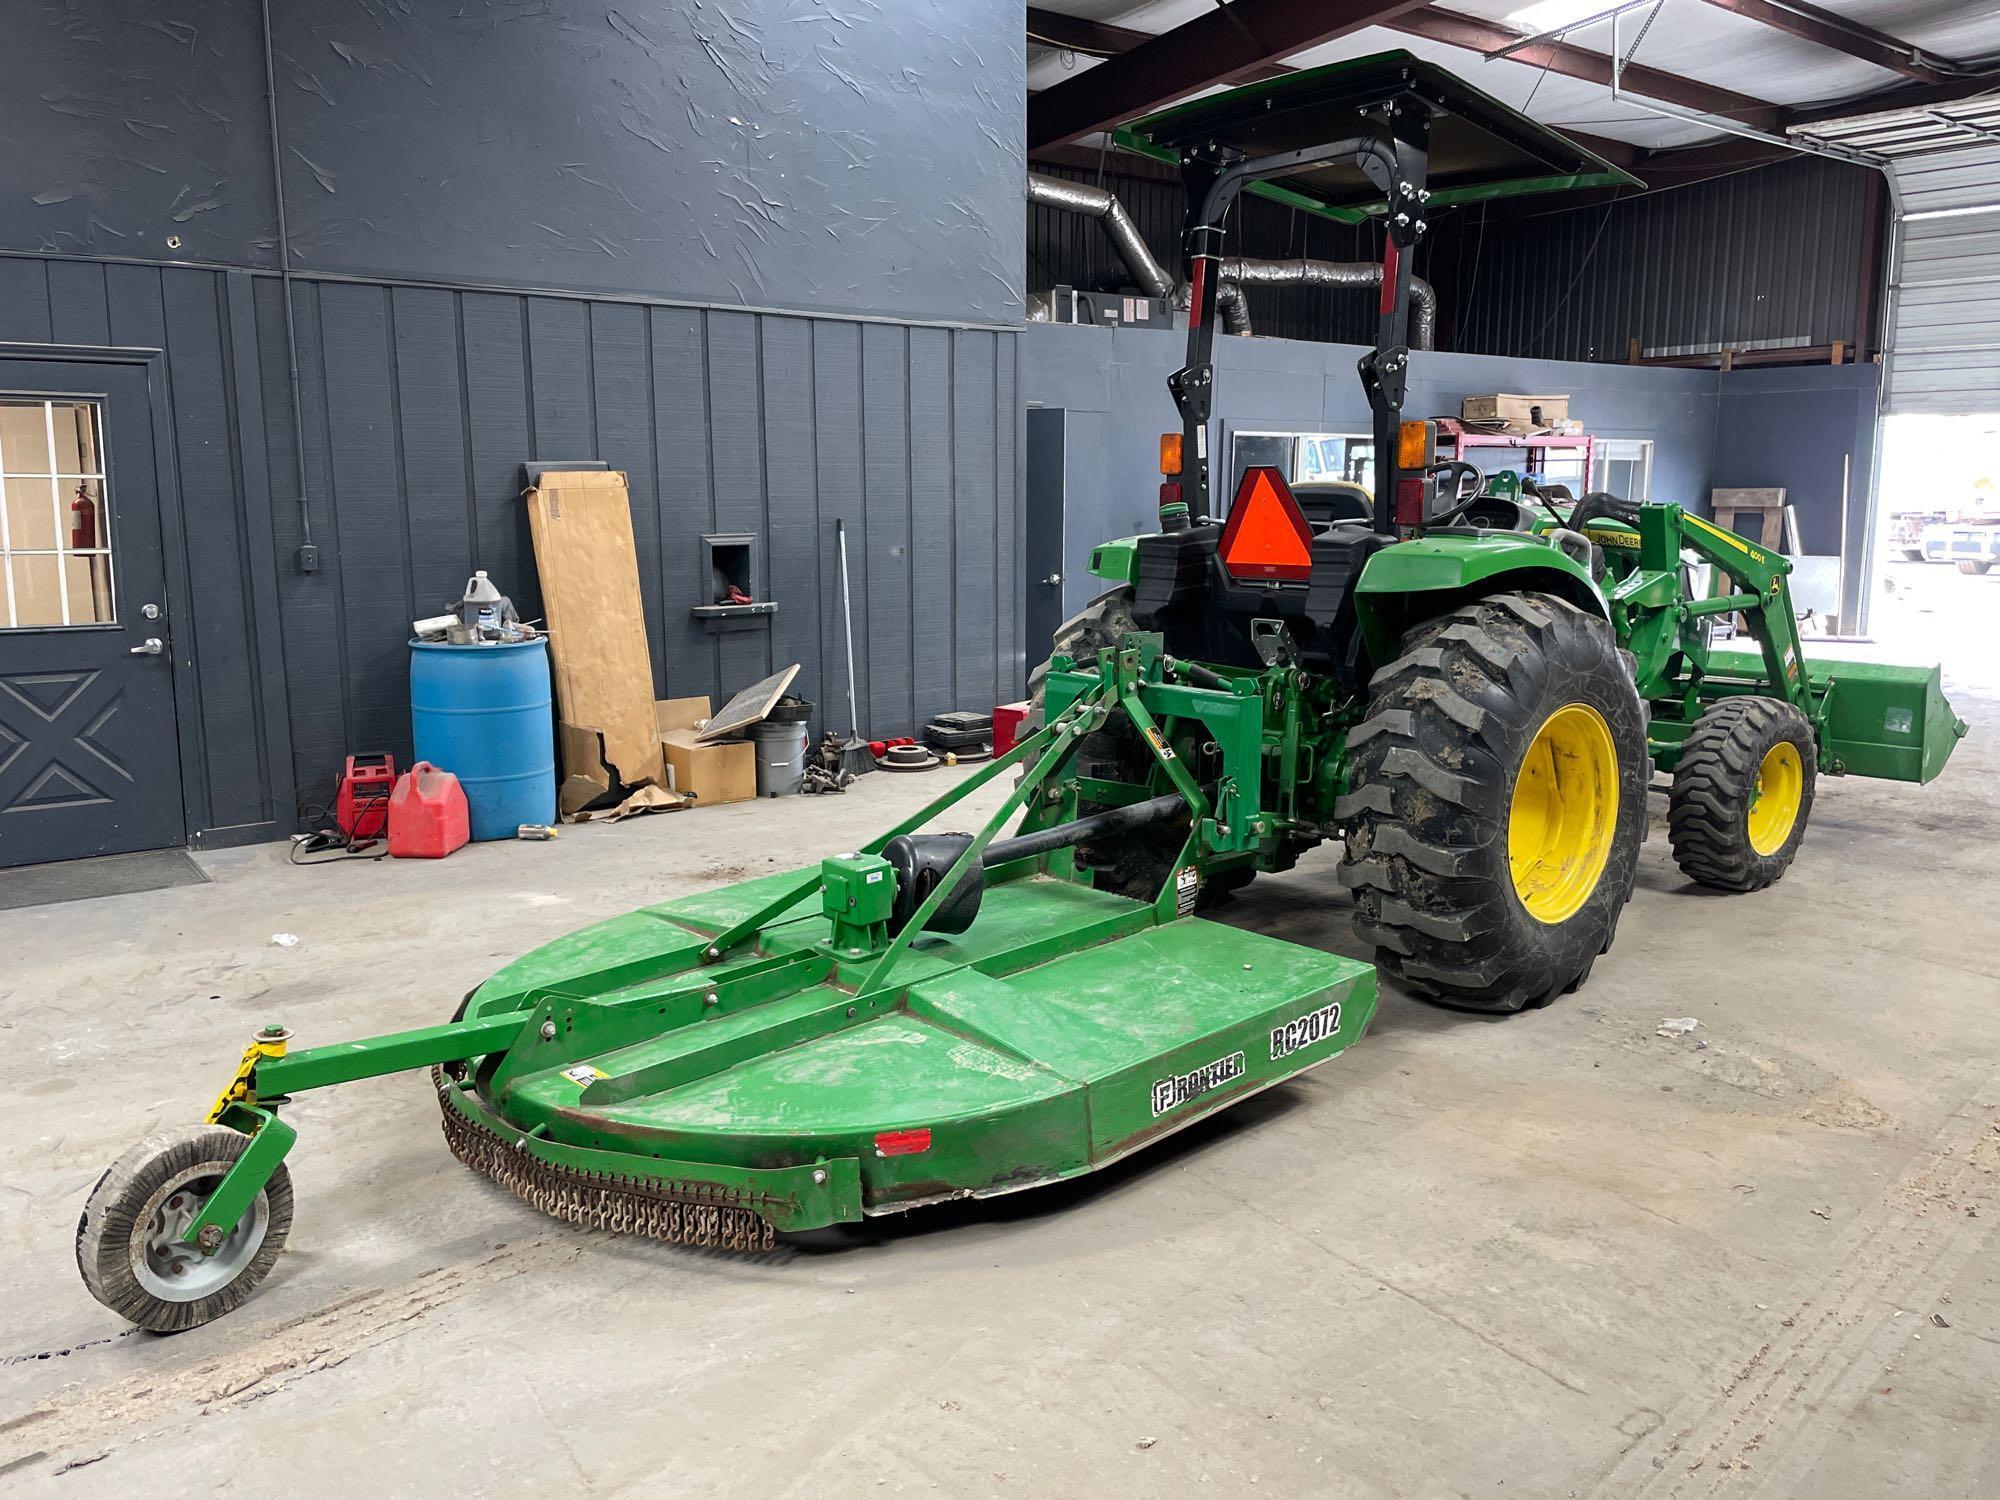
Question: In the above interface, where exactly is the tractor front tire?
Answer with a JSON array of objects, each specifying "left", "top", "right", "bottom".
[
  {"left": 1339, "top": 592, "right": 1648, "bottom": 1013},
  {"left": 1668, "top": 696, "right": 1816, "bottom": 892}
]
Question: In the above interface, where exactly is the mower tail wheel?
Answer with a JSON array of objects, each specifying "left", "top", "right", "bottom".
[
  {"left": 1668, "top": 696, "right": 1816, "bottom": 892},
  {"left": 1338, "top": 591, "right": 1648, "bottom": 1013},
  {"left": 76, "top": 1125, "right": 293, "bottom": 1333}
]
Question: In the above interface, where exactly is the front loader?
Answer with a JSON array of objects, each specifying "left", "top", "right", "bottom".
[{"left": 76, "top": 52, "right": 1965, "bottom": 1333}]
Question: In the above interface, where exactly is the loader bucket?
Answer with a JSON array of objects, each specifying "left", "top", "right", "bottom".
[{"left": 1693, "top": 647, "right": 1967, "bottom": 783}]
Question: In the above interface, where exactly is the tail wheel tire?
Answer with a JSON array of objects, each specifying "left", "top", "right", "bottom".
[
  {"left": 1338, "top": 592, "right": 1648, "bottom": 1013},
  {"left": 1668, "top": 696, "right": 1816, "bottom": 892},
  {"left": 76, "top": 1125, "right": 293, "bottom": 1332}
]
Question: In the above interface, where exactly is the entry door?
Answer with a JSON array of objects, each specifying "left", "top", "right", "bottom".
[
  {"left": 0, "top": 360, "right": 183, "bottom": 868},
  {"left": 1024, "top": 406, "right": 1068, "bottom": 665}
]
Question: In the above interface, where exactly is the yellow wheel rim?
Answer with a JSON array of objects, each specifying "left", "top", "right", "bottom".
[
  {"left": 1508, "top": 703, "right": 1620, "bottom": 925},
  {"left": 1746, "top": 741, "right": 1804, "bottom": 855}
]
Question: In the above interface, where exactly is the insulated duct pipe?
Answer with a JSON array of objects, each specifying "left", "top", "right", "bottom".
[
  {"left": 1026, "top": 172, "right": 1174, "bottom": 300},
  {"left": 1026, "top": 173, "right": 1435, "bottom": 347},
  {"left": 1214, "top": 257, "right": 1437, "bottom": 351}
]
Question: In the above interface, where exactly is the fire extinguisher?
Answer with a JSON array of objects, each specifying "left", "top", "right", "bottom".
[{"left": 70, "top": 484, "right": 97, "bottom": 550}]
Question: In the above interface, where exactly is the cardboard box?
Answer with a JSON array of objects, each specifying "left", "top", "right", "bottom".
[
  {"left": 659, "top": 697, "right": 756, "bottom": 806},
  {"left": 1460, "top": 393, "right": 1570, "bottom": 432}
]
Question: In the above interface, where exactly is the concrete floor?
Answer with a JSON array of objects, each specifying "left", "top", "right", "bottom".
[{"left": 4, "top": 674, "right": 1997, "bottom": 1498}]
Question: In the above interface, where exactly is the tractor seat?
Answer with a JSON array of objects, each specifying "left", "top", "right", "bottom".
[{"left": 1291, "top": 481, "right": 1375, "bottom": 530}]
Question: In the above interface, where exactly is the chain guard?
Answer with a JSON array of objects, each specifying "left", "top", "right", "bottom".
[{"left": 432, "top": 1069, "right": 777, "bottom": 1252}]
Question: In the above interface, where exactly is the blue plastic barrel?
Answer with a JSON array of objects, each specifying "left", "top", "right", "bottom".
[{"left": 409, "top": 638, "right": 556, "bottom": 841}]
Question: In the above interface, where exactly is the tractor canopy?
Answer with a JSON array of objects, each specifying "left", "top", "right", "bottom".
[{"left": 1113, "top": 49, "right": 1643, "bottom": 222}]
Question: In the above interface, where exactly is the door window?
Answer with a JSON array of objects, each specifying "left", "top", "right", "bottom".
[{"left": 0, "top": 398, "right": 114, "bottom": 628}]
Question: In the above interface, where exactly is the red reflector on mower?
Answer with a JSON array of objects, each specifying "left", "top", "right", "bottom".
[
  {"left": 875, "top": 1128, "right": 931, "bottom": 1156},
  {"left": 1219, "top": 466, "right": 1314, "bottom": 583}
]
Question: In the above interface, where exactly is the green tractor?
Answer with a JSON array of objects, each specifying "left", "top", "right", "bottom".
[{"left": 76, "top": 54, "right": 1964, "bottom": 1333}]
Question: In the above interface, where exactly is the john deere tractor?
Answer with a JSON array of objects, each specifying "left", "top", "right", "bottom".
[
  {"left": 1032, "top": 52, "right": 1965, "bottom": 1012},
  {"left": 75, "top": 54, "right": 1964, "bottom": 1333}
]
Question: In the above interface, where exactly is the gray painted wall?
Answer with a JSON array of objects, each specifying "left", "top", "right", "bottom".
[
  {"left": 7, "top": 1, "right": 1024, "bottom": 325},
  {"left": 0, "top": 255, "right": 1021, "bottom": 831},
  {"left": 1712, "top": 361, "right": 1882, "bottom": 627},
  {"left": 1022, "top": 322, "right": 1720, "bottom": 624},
  {"left": 1, "top": 0, "right": 1027, "bottom": 844}
]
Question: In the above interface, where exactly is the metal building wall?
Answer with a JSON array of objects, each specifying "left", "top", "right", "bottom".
[
  {"left": 0, "top": 253, "right": 1022, "bottom": 831},
  {"left": 1885, "top": 144, "right": 2000, "bottom": 415},
  {"left": 1446, "top": 157, "right": 1871, "bottom": 363}
]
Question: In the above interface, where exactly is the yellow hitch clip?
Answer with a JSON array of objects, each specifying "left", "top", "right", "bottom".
[{"left": 205, "top": 1024, "right": 293, "bottom": 1124}]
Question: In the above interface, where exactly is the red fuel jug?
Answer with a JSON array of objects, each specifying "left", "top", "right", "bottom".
[{"left": 387, "top": 761, "right": 471, "bottom": 859}]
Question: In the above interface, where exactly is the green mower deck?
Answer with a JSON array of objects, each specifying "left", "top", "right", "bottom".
[{"left": 437, "top": 869, "right": 1372, "bottom": 1234}]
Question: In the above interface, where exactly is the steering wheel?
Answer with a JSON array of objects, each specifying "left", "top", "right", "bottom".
[{"left": 1423, "top": 460, "right": 1486, "bottom": 526}]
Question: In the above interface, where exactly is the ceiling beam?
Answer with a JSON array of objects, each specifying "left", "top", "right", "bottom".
[
  {"left": 1026, "top": 7, "right": 1290, "bottom": 83},
  {"left": 1383, "top": 6, "right": 1783, "bottom": 130},
  {"left": 1027, "top": 0, "right": 1431, "bottom": 151},
  {"left": 1024, "top": 6, "right": 1641, "bottom": 170},
  {"left": 1787, "top": 70, "right": 2000, "bottom": 128},
  {"left": 1695, "top": 0, "right": 1948, "bottom": 85}
]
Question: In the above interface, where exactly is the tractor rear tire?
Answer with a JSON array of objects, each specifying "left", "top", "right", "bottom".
[
  {"left": 1024, "top": 586, "right": 1138, "bottom": 734},
  {"left": 1668, "top": 696, "right": 1816, "bottom": 892},
  {"left": 1339, "top": 592, "right": 1648, "bottom": 1013},
  {"left": 1956, "top": 559, "right": 1992, "bottom": 575}
]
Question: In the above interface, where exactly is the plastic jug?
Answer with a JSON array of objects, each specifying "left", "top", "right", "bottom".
[
  {"left": 452, "top": 571, "right": 508, "bottom": 642},
  {"left": 387, "top": 761, "right": 472, "bottom": 859}
]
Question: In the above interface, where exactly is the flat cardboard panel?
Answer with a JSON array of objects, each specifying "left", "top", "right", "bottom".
[
  {"left": 525, "top": 469, "right": 663, "bottom": 796},
  {"left": 697, "top": 664, "right": 801, "bottom": 742}
]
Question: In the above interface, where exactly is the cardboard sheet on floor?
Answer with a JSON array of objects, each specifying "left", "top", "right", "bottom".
[{"left": 524, "top": 469, "right": 680, "bottom": 819}]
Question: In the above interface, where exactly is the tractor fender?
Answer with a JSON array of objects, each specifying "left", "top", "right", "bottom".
[{"left": 1352, "top": 533, "right": 1607, "bottom": 667}]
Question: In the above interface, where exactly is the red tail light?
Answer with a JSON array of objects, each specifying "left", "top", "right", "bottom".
[{"left": 874, "top": 1128, "right": 931, "bottom": 1157}]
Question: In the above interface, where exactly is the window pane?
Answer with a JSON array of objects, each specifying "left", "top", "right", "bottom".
[
  {"left": 66, "top": 553, "right": 114, "bottom": 623},
  {"left": 52, "top": 402, "right": 101, "bottom": 476},
  {"left": 0, "top": 402, "right": 52, "bottom": 474},
  {"left": 9, "top": 554, "right": 65, "bottom": 626},
  {"left": 2, "top": 477, "right": 59, "bottom": 551}
]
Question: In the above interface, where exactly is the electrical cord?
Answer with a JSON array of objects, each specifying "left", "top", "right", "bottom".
[{"left": 289, "top": 793, "right": 391, "bottom": 865}]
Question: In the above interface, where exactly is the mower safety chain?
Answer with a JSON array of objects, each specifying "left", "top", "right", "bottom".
[{"left": 432, "top": 1070, "right": 778, "bottom": 1252}]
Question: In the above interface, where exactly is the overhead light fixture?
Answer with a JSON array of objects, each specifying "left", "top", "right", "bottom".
[{"left": 1502, "top": 0, "right": 1610, "bottom": 35}]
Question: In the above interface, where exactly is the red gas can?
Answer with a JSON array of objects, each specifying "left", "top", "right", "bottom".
[{"left": 387, "top": 762, "right": 471, "bottom": 859}]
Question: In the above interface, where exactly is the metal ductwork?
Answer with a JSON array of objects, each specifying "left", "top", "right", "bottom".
[
  {"left": 1215, "top": 258, "right": 1437, "bottom": 351},
  {"left": 1026, "top": 173, "right": 1436, "bottom": 349},
  {"left": 1026, "top": 172, "right": 1174, "bottom": 301}
]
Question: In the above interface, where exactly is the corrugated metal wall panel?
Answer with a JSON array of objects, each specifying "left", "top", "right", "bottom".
[
  {"left": 0, "top": 252, "right": 1021, "bottom": 832},
  {"left": 1450, "top": 157, "right": 1870, "bottom": 362},
  {"left": 1886, "top": 144, "right": 2000, "bottom": 415}
]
